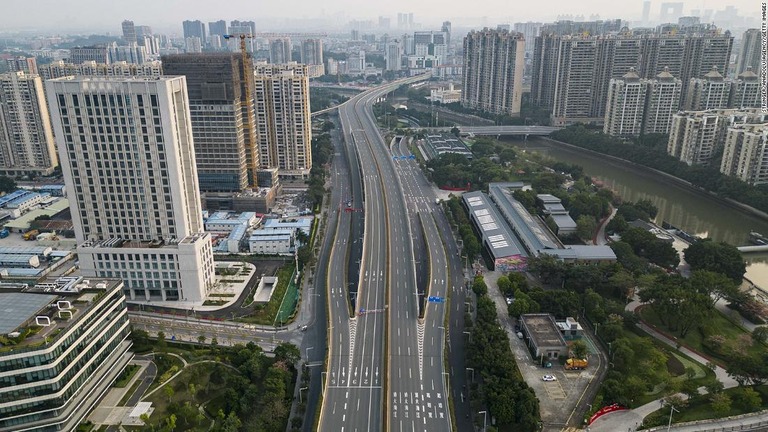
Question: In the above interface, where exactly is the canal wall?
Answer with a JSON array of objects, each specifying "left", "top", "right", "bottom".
[{"left": 537, "top": 136, "right": 768, "bottom": 223}]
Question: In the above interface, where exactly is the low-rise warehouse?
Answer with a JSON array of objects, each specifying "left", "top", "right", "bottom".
[
  {"left": 520, "top": 313, "right": 569, "bottom": 362},
  {"left": 462, "top": 191, "right": 528, "bottom": 272},
  {"left": 420, "top": 133, "right": 473, "bottom": 161}
]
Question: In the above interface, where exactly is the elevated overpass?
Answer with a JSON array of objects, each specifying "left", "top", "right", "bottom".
[{"left": 418, "top": 125, "right": 562, "bottom": 136}]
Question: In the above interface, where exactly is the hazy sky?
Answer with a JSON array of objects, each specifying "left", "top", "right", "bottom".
[{"left": 1, "top": 0, "right": 759, "bottom": 33}]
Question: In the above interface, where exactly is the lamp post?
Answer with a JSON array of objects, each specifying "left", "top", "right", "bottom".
[
  {"left": 299, "top": 386, "right": 308, "bottom": 404},
  {"left": 466, "top": 367, "right": 474, "bottom": 382},
  {"left": 479, "top": 410, "right": 487, "bottom": 432},
  {"left": 306, "top": 346, "right": 314, "bottom": 360},
  {"left": 666, "top": 403, "right": 679, "bottom": 431},
  {"left": 463, "top": 331, "right": 472, "bottom": 343}
]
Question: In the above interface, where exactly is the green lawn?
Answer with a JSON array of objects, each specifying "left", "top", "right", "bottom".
[
  {"left": 638, "top": 306, "right": 765, "bottom": 366},
  {"left": 642, "top": 385, "right": 768, "bottom": 428},
  {"left": 237, "top": 263, "right": 296, "bottom": 325},
  {"left": 113, "top": 364, "right": 140, "bottom": 388}
]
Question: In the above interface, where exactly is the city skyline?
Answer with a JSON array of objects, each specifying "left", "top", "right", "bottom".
[{"left": 0, "top": 0, "right": 760, "bottom": 33}]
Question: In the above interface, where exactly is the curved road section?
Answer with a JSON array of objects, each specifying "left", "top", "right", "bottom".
[{"left": 319, "top": 75, "right": 435, "bottom": 432}]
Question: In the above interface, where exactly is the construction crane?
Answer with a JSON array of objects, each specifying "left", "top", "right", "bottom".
[
  {"left": 223, "top": 34, "right": 259, "bottom": 189},
  {"left": 249, "top": 32, "right": 328, "bottom": 39}
]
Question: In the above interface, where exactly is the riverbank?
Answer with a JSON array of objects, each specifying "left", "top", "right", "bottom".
[{"left": 537, "top": 136, "right": 768, "bottom": 223}]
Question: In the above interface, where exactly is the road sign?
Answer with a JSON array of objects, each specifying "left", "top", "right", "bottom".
[
  {"left": 409, "top": 155, "right": 416, "bottom": 159},
  {"left": 427, "top": 296, "right": 445, "bottom": 303}
]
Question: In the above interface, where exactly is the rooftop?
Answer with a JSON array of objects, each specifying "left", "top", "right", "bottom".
[
  {"left": 521, "top": 314, "right": 568, "bottom": 348},
  {"left": 0, "top": 277, "right": 122, "bottom": 352},
  {"left": 462, "top": 191, "right": 526, "bottom": 259}
]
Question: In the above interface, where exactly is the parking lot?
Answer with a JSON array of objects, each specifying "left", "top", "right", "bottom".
[{"left": 485, "top": 270, "right": 600, "bottom": 431}]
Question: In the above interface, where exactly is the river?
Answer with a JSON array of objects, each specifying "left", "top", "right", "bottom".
[{"left": 502, "top": 137, "right": 768, "bottom": 290}]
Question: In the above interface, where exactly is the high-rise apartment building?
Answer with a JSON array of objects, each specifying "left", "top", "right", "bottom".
[
  {"left": 70, "top": 46, "right": 110, "bottom": 64},
  {"left": 533, "top": 27, "right": 733, "bottom": 125},
  {"left": 162, "top": 53, "right": 258, "bottom": 192},
  {"left": 462, "top": 29, "right": 525, "bottom": 116},
  {"left": 736, "top": 29, "right": 762, "bottom": 76},
  {"left": 643, "top": 67, "right": 682, "bottom": 134},
  {"left": 0, "top": 72, "right": 58, "bottom": 177},
  {"left": 270, "top": 38, "right": 292, "bottom": 64},
  {"left": 185, "top": 37, "right": 203, "bottom": 53},
  {"left": 253, "top": 62, "right": 312, "bottom": 177},
  {"left": 721, "top": 123, "right": 768, "bottom": 185},
  {"left": 730, "top": 67, "right": 762, "bottom": 109},
  {"left": 208, "top": 20, "right": 227, "bottom": 37},
  {"left": 183, "top": 20, "right": 206, "bottom": 42},
  {"left": 603, "top": 69, "right": 648, "bottom": 137},
  {"left": 602, "top": 66, "right": 682, "bottom": 137},
  {"left": 513, "top": 22, "right": 543, "bottom": 55},
  {"left": 300, "top": 39, "right": 323, "bottom": 65},
  {"left": 442, "top": 21, "right": 452, "bottom": 49},
  {"left": 38, "top": 60, "right": 163, "bottom": 80},
  {"left": 229, "top": 20, "right": 256, "bottom": 35},
  {"left": 668, "top": 109, "right": 767, "bottom": 166},
  {"left": 121, "top": 20, "right": 136, "bottom": 44},
  {"left": 135, "top": 25, "right": 152, "bottom": 40},
  {"left": 5, "top": 56, "right": 38, "bottom": 75},
  {"left": 107, "top": 42, "right": 146, "bottom": 64},
  {"left": 414, "top": 31, "right": 448, "bottom": 63},
  {"left": 46, "top": 76, "right": 215, "bottom": 302},
  {"left": 685, "top": 66, "right": 732, "bottom": 110},
  {"left": 386, "top": 40, "right": 403, "bottom": 71}
]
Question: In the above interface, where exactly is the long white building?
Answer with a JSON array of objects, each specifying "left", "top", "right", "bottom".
[
  {"left": 46, "top": 76, "right": 215, "bottom": 303},
  {"left": 0, "top": 72, "right": 58, "bottom": 177}
]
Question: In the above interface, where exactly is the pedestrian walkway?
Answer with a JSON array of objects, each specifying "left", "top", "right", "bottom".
[{"left": 89, "top": 358, "right": 153, "bottom": 427}]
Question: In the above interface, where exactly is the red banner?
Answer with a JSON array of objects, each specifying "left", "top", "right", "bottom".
[{"left": 588, "top": 404, "right": 627, "bottom": 425}]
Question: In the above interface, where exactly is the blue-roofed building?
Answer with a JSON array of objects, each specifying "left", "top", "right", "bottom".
[
  {"left": 204, "top": 211, "right": 258, "bottom": 233},
  {"left": 249, "top": 228, "right": 295, "bottom": 255},
  {"left": 462, "top": 191, "right": 528, "bottom": 272},
  {"left": 214, "top": 224, "right": 248, "bottom": 254},
  {"left": 261, "top": 217, "right": 312, "bottom": 237},
  {"left": 0, "top": 190, "right": 33, "bottom": 208},
  {"left": 36, "top": 184, "right": 67, "bottom": 197}
]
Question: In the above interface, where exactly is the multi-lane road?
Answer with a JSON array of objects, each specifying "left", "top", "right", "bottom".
[{"left": 320, "top": 75, "right": 457, "bottom": 431}]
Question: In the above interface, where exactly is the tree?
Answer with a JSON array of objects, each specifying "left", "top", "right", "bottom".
[
  {"left": 197, "top": 334, "right": 206, "bottom": 345},
  {"left": 0, "top": 176, "right": 16, "bottom": 194},
  {"left": 297, "top": 245, "right": 314, "bottom": 268},
  {"left": 689, "top": 270, "right": 739, "bottom": 308},
  {"left": 496, "top": 275, "right": 513, "bottom": 296},
  {"left": 734, "top": 386, "right": 762, "bottom": 411},
  {"left": 157, "top": 331, "right": 167, "bottom": 348},
  {"left": 571, "top": 340, "right": 588, "bottom": 359},
  {"left": 684, "top": 240, "right": 746, "bottom": 283},
  {"left": 472, "top": 277, "right": 488, "bottom": 296},
  {"left": 221, "top": 412, "right": 242, "bottom": 432},
  {"left": 188, "top": 383, "right": 198, "bottom": 402},
  {"left": 163, "top": 385, "right": 175, "bottom": 402},
  {"left": 274, "top": 343, "right": 301, "bottom": 366},
  {"left": 710, "top": 392, "right": 732, "bottom": 414},
  {"left": 140, "top": 413, "right": 154, "bottom": 431},
  {"left": 576, "top": 215, "right": 598, "bottom": 241},
  {"left": 753, "top": 327, "right": 768, "bottom": 344}
]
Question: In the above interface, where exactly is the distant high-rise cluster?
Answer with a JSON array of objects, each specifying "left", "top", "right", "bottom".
[
  {"left": 532, "top": 25, "right": 733, "bottom": 126},
  {"left": 462, "top": 28, "right": 525, "bottom": 116}
]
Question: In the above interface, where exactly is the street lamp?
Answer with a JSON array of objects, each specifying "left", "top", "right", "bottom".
[
  {"left": 479, "top": 410, "right": 487, "bottom": 432},
  {"left": 299, "top": 386, "right": 308, "bottom": 404},
  {"left": 666, "top": 403, "right": 679, "bottom": 431},
  {"left": 463, "top": 331, "right": 472, "bottom": 343},
  {"left": 306, "top": 346, "right": 314, "bottom": 360}
]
